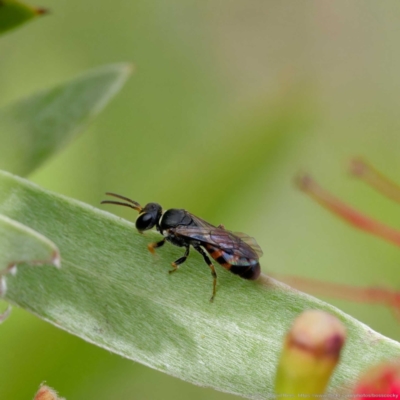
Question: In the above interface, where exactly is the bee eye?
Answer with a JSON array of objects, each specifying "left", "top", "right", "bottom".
[{"left": 136, "top": 212, "right": 156, "bottom": 231}]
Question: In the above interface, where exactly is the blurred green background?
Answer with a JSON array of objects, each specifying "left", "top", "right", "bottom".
[{"left": 1, "top": 1, "right": 400, "bottom": 399}]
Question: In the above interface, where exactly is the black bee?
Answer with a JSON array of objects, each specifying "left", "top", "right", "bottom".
[{"left": 101, "top": 193, "right": 263, "bottom": 301}]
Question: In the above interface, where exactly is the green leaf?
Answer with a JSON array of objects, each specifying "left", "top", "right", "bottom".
[
  {"left": 0, "top": 0, "right": 46, "bottom": 35},
  {"left": 0, "top": 213, "right": 60, "bottom": 295},
  {"left": 0, "top": 63, "right": 132, "bottom": 176},
  {"left": 0, "top": 169, "right": 399, "bottom": 398}
]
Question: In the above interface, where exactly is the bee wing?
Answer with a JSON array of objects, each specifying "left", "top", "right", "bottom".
[
  {"left": 233, "top": 232, "right": 263, "bottom": 257},
  {"left": 173, "top": 225, "right": 260, "bottom": 261},
  {"left": 187, "top": 214, "right": 217, "bottom": 229}
]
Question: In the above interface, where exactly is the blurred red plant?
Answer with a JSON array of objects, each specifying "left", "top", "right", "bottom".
[
  {"left": 354, "top": 359, "right": 400, "bottom": 399},
  {"left": 277, "top": 158, "right": 400, "bottom": 318}
]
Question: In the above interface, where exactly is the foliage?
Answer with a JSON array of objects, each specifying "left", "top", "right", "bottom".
[{"left": 1, "top": 170, "right": 400, "bottom": 398}]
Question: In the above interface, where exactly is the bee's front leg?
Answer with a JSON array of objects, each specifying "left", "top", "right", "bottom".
[
  {"left": 170, "top": 246, "right": 190, "bottom": 273},
  {"left": 147, "top": 239, "right": 166, "bottom": 255}
]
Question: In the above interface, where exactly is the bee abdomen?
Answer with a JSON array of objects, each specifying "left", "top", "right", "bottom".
[
  {"left": 205, "top": 244, "right": 260, "bottom": 280},
  {"left": 230, "top": 263, "right": 260, "bottom": 280},
  {"left": 205, "top": 245, "right": 231, "bottom": 269}
]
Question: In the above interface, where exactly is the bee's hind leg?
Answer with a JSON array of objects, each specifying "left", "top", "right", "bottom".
[
  {"left": 170, "top": 246, "right": 190, "bottom": 274},
  {"left": 193, "top": 245, "right": 217, "bottom": 302}
]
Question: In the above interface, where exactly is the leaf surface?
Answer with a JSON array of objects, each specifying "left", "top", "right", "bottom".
[
  {"left": 0, "top": 170, "right": 399, "bottom": 399},
  {"left": 0, "top": 63, "right": 132, "bottom": 176}
]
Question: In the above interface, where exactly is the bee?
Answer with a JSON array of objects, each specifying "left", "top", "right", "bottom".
[{"left": 101, "top": 193, "right": 263, "bottom": 301}]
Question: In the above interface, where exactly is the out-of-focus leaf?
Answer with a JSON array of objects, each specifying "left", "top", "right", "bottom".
[
  {"left": 0, "top": 213, "right": 60, "bottom": 296},
  {"left": 0, "top": 63, "right": 132, "bottom": 176},
  {"left": 0, "top": 169, "right": 399, "bottom": 399},
  {"left": 0, "top": 0, "right": 46, "bottom": 35}
]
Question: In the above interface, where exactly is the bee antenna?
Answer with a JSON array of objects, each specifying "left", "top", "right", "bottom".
[
  {"left": 104, "top": 192, "right": 141, "bottom": 206},
  {"left": 101, "top": 193, "right": 143, "bottom": 212}
]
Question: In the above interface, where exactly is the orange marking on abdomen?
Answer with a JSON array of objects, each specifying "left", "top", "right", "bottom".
[
  {"left": 205, "top": 244, "right": 232, "bottom": 270},
  {"left": 220, "top": 262, "right": 232, "bottom": 270}
]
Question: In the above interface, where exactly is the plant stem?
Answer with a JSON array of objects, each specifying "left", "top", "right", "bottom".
[
  {"left": 296, "top": 174, "right": 400, "bottom": 247},
  {"left": 350, "top": 158, "right": 400, "bottom": 204}
]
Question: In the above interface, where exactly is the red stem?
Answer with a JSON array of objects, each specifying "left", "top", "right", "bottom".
[
  {"left": 350, "top": 158, "right": 400, "bottom": 205},
  {"left": 296, "top": 174, "right": 400, "bottom": 247},
  {"left": 273, "top": 273, "right": 400, "bottom": 319}
]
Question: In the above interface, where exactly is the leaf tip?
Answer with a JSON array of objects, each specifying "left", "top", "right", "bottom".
[
  {"left": 35, "top": 7, "right": 49, "bottom": 15},
  {"left": 0, "top": 305, "right": 11, "bottom": 324},
  {"left": 51, "top": 251, "right": 61, "bottom": 269},
  {"left": 0, "top": 276, "right": 6, "bottom": 297},
  {"left": 34, "top": 384, "right": 65, "bottom": 400},
  {"left": 124, "top": 62, "right": 135, "bottom": 75},
  {"left": 9, "top": 264, "right": 17, "bottom": 276}
]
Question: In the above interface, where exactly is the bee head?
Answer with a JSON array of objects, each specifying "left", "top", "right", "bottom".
[
  {"left": 136, "top": 203, "right": 163, "bottom": 232},
  {"left": 101, "top": 193, "right": 162, "bottom": 233}
]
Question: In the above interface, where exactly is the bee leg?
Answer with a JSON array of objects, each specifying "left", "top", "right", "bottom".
[
  {"left": 147, "top": 239, "right": 165, "bottom": 255},
  {"left": 169, "top": 246, "right": 190, "bottom": 274},
  {"left": 194, "top": 245, "right": 217, "bottom": 302}
]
